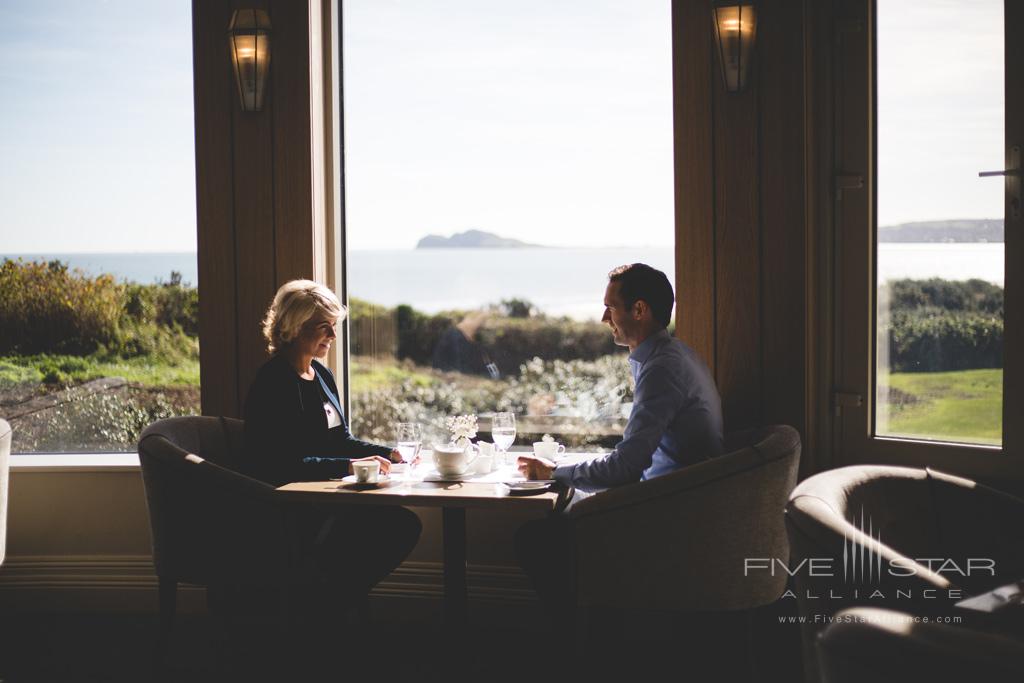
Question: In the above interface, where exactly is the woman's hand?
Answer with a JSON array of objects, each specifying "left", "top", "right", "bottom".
[
  {"left": 349, "top": 455, "right": 392, "bottom": 476},
  {"left": 388, "top": 448, "right": 421, "bottom": 465}
]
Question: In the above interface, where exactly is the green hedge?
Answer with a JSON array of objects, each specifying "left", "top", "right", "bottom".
[
  {"left": 1, "top": 260, "right": 1004, "bottom": 375},
  {"left": 888, "top": 311, "right": 1002, "bottom": 372},
  {"left": 882, "top": 278, "right": 1004, "bottom": 372},
  {"left": 384, "top": 303, "right": 620, "bottom": 373}
]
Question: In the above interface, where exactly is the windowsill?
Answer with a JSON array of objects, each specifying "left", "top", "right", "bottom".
[{"left": 9, "top": 452, "right": 140, "bottom": 472}]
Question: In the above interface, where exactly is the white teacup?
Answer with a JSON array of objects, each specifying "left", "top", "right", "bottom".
[
  {"left": 533, "top": 441, "right": 566, "bottom": 460},
  {"left": 352, "top": 459, "right": 380, "bottom": 483},
  {"left": 433, "top": 443, "right": 478, "bottom": 477}
]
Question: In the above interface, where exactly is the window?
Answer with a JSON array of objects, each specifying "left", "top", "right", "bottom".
[
  {"left": 340, "top": 0, "right": 674, "bottom": 450},
  {"left": 874, "top": 0, "right": 1004, "bottom": 446},
  {"left": 833, "top": 0, "right": 1022, "bottom": 468},
  {"left": 0, "top": 1, "right": 199, "bottom": 453}
]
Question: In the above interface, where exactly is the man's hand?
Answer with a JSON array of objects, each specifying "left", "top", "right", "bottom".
[
  {"left": 517, "top": 454, "right": 556, "bottom": 480},
  {"left": 349, "top": 455, "right": 392, "bottom": 475}
]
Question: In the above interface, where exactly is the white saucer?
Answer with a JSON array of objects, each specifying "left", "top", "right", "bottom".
[{"left": 338, "top": 474, "right": 392, "bottom": 488}]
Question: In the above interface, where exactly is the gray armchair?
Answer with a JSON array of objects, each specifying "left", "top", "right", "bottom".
[
  {"left": 137, "top": 416, "right": 292, "bottom": 646},
  {"left": 818, "top": 607, "right": 1024, "bottom": 683},
  {"left": 785, "top": 465, "right": 1024, "bottom": 682},
  {"left": 568, "top": 424, "right": 802, "bottom": 612},
  {"left": 0, "top": 418, "right": 10, "bottom": 568}
]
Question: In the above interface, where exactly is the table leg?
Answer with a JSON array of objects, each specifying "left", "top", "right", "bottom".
[{"left": 442, "top": 507, "right": 468, "bottom": 625}]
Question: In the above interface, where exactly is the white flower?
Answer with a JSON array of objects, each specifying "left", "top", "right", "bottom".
[{"left": 446, "top": 414, "right": 478, "bottom": 447}]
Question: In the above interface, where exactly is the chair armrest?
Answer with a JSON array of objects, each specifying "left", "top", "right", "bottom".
[
  {"left": 818, "top": 607, "right": 1024, "bottom": 682},
  {"left": 138, "top": 433, "right": 275, "bottom": 502},
  {"left": 567, "top": 445, "right": 770, "bottom": 519}
]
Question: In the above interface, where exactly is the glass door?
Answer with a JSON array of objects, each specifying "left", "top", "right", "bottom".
[
  {"left": 874, "top": 0, "right": 1004, "bottom": 446},
  {"left": 834, "top": 0, "right": 1022, "bottom": 470}
]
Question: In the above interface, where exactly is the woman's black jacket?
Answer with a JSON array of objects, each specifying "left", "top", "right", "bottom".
[{"left": 242, "top": 353, "right": 390, "bottom": 486}]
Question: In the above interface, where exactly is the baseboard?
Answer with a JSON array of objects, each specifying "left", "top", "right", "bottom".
[{"left": 0, "top": 555, "right": 543, "bottom": 626}]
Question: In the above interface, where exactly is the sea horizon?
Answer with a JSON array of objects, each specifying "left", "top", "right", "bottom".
[{"left": 3, "top": 243, "right": 1005, "bottom": 321}]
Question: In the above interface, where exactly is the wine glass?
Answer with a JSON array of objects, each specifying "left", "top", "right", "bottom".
[
  {"left": 491, "top": 412, "right": 516, "bottom": 466},
  {"left": 395, "top": 422, "right": 422, "bottom": 479}
]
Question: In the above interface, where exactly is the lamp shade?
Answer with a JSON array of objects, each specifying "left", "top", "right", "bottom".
[
  {"left": 228, "top": 9, "right": 272, "bottom": 111},
  {"left": 711, "top": 3, "right": 757, "bottom": 92}
]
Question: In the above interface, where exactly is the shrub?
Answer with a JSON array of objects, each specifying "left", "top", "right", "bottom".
[
  {"left": 886, "top": 278, "right": 1003, "bottom": 316},
  {"left": 479, "top": 317, "right": 621, "bottom": 374},
  {"left": 881, "top": 279, "right": 1005, "bottom": 372},
  {"left": 887, "top": 311, "right": 1003, "bottom": 372},
  {"left": 353, "top": 302, "right": 620, "bottom": 372},
  {"left": 0, "top": 260, "right": 199, "bottom": 360},
  {"left": 123, "top": 271, "right": 199, "bottom": 336},
  {"left": 349, "top": 355, "right": 632, "bottom": 447},
  {"left": 0, "top": 259, "right": 123, "bottom": 355}
]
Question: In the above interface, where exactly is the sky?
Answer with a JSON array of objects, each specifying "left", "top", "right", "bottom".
[
  {"left": 0, "top": 0, "right": 1006, "bottom": 253},
  {"left": 877, "top": 0, "right": 1004, "bottom": 226},
  {"left": 0, "top": 0, "right": 197, "bottom": 253}
]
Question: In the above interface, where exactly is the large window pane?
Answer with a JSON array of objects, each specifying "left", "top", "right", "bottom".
[
  {"left": 875, "top": 0, "right": 1004, "bottom": 445},
  {"left": 342, "top": 0, "right": 673, "bottom": 450},
  {"left": 0, "top": 1, "right": 199, "bottom": 453}
]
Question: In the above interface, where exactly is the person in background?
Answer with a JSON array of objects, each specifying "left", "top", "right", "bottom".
[
  {"left": 514, "top": 263, "right": 723, "bottom": 613},
  {"left": 243, "top": 280, "right": 420, "bottom": 600},
  {"left": 431, "top": 309, "right": 500, "bottom": 378}
]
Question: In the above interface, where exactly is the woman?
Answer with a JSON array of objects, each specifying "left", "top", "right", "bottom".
[{"left": 244, "top": 279, "right": 420, "bottom": 595}]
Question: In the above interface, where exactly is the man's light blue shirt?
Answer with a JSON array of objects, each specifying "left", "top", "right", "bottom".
[{"left": 552, "top": 328, "right": 723, "bottom": 492}]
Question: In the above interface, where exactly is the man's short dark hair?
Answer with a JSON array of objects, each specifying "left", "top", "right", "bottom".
[{"left": 608, "top": 263, "right": 674, "bottom": 328}]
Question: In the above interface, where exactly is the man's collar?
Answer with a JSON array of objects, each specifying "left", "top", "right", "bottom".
[{"left": 629, "top": 328, "right": 670, "bottom": 365}]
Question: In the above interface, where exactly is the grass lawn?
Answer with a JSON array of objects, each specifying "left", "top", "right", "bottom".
[
  {"left": 879, "top": 368, "right": 1002, "bottom": 445},
  {"left": 349, "top": 357, "right": 438, "bottom": 393},
  {"left": 0, "top": 354, "right": 199, "bottom": 388}
]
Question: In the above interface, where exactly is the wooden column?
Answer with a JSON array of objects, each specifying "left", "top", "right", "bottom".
[
  {"left": 673, "top": 0, "right": 809, "bottom": 440},
  {"left": 192, "top": 0, "right": 333, "bottom": 418}
]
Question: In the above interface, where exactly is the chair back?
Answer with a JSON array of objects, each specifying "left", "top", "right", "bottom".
[
  {"left": 137, "top": 416, "right": 286, "bottom": 587},
  {"left": 785, "top": 465, "right": 1024, "bottom": 683},
  {"left": 0, "top": 419, "right": 10, "bottom": 567},
  {"left": 572, "top": 424, "right": 801, "bottom": 611}
]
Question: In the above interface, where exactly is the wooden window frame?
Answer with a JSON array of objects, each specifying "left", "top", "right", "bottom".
[{"left": 832, "top": 0, "right": 1024, "bottom": 481}]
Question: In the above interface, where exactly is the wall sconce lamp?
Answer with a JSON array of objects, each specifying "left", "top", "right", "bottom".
[
  {"left": 228, "top": 9, "right": 272, "bottom": 111},
  {"left": 711, "top": 2, "right": 757, "bottom": 92}
]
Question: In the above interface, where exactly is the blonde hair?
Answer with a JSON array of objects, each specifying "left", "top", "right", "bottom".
[{"left": 261, "top": 280, "right": 346, "bottom": 354}]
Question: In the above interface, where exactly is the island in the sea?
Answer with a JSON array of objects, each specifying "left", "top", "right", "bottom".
[
  {"left": 416, "top": 229, "right": 542, "bottom": 249},
  {"left": 878, "top": 219, "right": 1003, "bottom": 243}
]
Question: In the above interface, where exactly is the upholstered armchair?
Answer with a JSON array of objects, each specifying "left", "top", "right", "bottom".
[
  {"left": 137, "top": 416, "right": 293, "bottom": 650},
  {"left": 785, "top": 465, "right": 1024, "bottom": 682},
  {"left": 567, "top": 424, "right": 802, "bottom": 614},
  {"left": 817, "top": 607, "right": 1024, "bottom": 683},
  {"left": 0, "top": 418, "right": 10, "bottom": 568}
]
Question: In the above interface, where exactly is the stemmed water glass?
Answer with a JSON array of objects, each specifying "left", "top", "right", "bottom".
[
  {"left": 395, "top": 422, "right": 422, "bottom": 480},
  {"left": 491, "top": 412, "right": 516, "bottom": 467}
]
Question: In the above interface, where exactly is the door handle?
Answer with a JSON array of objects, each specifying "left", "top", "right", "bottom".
[{"left": 978, "top": 145, "right": 1021, "bottom": 218}]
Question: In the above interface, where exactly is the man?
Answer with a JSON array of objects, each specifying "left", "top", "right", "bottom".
[
  {"left": 517, "top": 263, "right": 723, "bottom": 490},
  {"left": 514, "top": 263, "right": 723, "bottom": 617}
]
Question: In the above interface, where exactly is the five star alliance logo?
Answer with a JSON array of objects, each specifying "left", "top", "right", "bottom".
[{"left": 842, "top": 507, "right": 884, "bottom": 584}]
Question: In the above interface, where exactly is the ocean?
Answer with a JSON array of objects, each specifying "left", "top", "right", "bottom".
[{"left": 2, "top": 243, "right": 1005, "bottom": 321}]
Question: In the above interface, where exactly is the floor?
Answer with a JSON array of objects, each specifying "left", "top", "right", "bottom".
[{"left": 0, "top": 600, "right": 803, "bottom": 683}]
